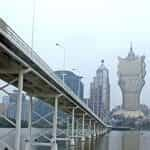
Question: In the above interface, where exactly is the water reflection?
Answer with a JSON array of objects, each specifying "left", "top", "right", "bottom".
[
  {"left": 37, "top": 131, "right": 150, "bottom": 150},
  {"left": 58, "top": 131, "right": 150, "bottom": 150},
  {"left": 122, "top": 132, "right": 140, "bottom": 150}
]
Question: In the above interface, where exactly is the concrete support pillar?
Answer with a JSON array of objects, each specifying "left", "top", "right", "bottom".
[
  {"left": 67, "top": 117, "right": 70, "bottom": 137},
  {"left": 93, "top": 122, "right": 96, "bottom": 137},
  {"left": 102, "top": 127, "right": 104, "bottom": 135},
  {"left": 15, "top": 70, "right": 24, "bottom": 150},
  {"left": 100, "top": 126, "right": 102, "bottom": 135},
  {"left": 100, "top": 126, "right": 103, "bottom": 135},
  {"left": 71, "top": 108, "right": 75, "bottom": 145},
  {"left": 52, "top": 96, "right": 58, "bottom": 150},
  {"left": 102, "top": 128, "right": 105, "bottom": 135},
  {"left": 98, "top": 125, "right": 100, "bottom": 136},
  {"left": 96, "top": 125, "right": 98, "bottom": 136},
  {"left": 25, "top": 96, "right": 32, "bottom": 150},
  {"left": 88, "top": 119, "right": 92, "bottom": 138},
  {"left": 95, "top": 124, "right": 98, "bottom": 136},
  {"left": 76, "top": 119, "right": 79, "bottom": 137},
  {"left": 81, "top": 113, "right": 85, "bottom": 142},
  {"left": 66, "top": 116, "right": 70, "bottom": 149},
  {"left": 97, "top": 125, "right": 100, "bottom": 136}
]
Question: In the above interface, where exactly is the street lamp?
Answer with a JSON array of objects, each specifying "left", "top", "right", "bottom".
[
  {"left": 31, "top": 0, "right": 36, "bottom": 50},
  {"left": 56, "top": 43, "right": 67, "bottom": 85},
  {"left": 56, "top": 43, "right": 66, "bottom": 70}
]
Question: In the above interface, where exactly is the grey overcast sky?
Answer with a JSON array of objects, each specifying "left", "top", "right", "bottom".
[{"left": 1, "top": 0, "right": 150, "bottom": 109}]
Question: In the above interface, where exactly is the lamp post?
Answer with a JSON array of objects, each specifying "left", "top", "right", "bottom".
[
  {"left": 31, "top": 0, "right": 36, "bottom": 51},
  {"left": 56, "top": 43, "right": 67, "bottom": 84},
  {"left": 56, "top": 43, "right": 66, "bottom": 70}
]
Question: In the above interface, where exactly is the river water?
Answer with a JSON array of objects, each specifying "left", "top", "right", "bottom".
[{"left": 37, "top": 131, "right": 150, "bottom": 150}]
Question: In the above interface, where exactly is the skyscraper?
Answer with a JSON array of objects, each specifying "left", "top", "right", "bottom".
[
  {"left": 118, "top": 45, "right": 146, "bottom": 111},
  {"left": 55, "top": 70, "right": 84, "bottom": 100},
  {"left": 89, "top": 60, "right": 110, "bottom": 117}
]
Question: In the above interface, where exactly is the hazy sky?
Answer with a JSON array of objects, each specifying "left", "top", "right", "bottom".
[{"left": 1, "top": 0, "right": 150, "bottom": 109}]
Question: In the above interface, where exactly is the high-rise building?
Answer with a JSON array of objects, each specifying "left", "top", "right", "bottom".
[
  {"left": 118, "top": 45, "right": 146, "bottom": 111},
  {"left": 89, "top": 60, "right": 110, "bottom": 117},
  {"left": 55, "top": 70, "right": 84, "bottom": 100}
]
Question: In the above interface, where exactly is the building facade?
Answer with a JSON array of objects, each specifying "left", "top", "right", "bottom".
[
  {"left": 89, "top": 60, "right": 110, "bottom": 118},
  {"left": 118, "top": 45, "right": 146, "bottom": 111},
  {"left": 55, "top": 70, "right": 84, "bottom": 100}
]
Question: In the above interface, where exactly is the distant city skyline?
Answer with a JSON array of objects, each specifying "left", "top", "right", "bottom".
[{"left": 1, "top": 0, "right": 150, "bottom": 109}]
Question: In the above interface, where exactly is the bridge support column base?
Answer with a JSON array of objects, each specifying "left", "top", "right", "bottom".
[
  {"left": 81, "top": 136, "right": 85, "bottom": 142},
  {"left": 93, "top": 133, "right": 96, "bottom": 138},
  {"left": 51, "top": 143, "right": 58, "bottom": 150},
  {"left": 25, "top": 143, "right": 31, "bottom": 150},
  {"left": 93, "top": 122, "right": 96, "bottom": 138},
  {"left": 70, "top": 138, "right": 75, "bottom": 145},
  {"left": 87, "top": 119, "right": 92, "bottom": 139}
]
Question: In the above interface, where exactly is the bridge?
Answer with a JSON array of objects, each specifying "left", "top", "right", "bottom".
[{"left": 0, "top": 18, "right": 110, "bottom": 150}]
